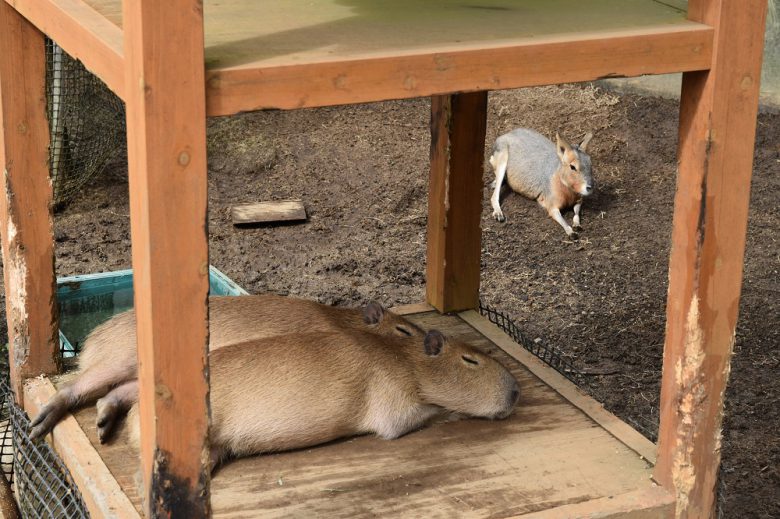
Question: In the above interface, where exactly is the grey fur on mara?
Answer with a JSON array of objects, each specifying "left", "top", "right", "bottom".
[
  {"left": 126, "top": 329, "right": 520, "bottom": 467},
  {"left": 490, "top": 128, "right": 594, "bottom": 238},
  {"left": 30, "top": 295, "right": 423, "bottom": 442}
]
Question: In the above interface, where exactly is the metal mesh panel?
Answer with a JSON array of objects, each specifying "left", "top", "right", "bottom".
[
  {"left": 46, "top": 39, "right": 126, "bottom": 209},
  {"left": 0, "top": 382, "right": 13, "bottom": 487},
  {"left": 478, "top": 300, "right": 661, "bottom": 441},
  {"left": 0, "top": 378, "right": 89, "bottom": 518},
  {"left": 478, "top": 300, "right": 581, "bottom": 383}
]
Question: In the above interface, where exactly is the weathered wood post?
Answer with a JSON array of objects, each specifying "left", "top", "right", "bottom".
[
  {"left": 655, "top": 1, "right": 768, "bottom": 517},
  {"left": 0, "top": 1, "right": 60, "bottom": 401},
  {"left": 123, "top": 0, "right": 211, "bottom": 515},
  {"left": 427, "top": 91, "right": 487, "bottom": 314}
]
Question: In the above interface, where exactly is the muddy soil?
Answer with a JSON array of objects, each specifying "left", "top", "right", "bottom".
[{"left": 2, "top": 85, "right": 777, "bottom": 517}]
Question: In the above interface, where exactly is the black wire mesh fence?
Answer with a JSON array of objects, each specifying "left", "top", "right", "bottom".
[
  {"left": 478, "top": 300, "right": 661, "bottom": 441},
  {"left": 0, "top": 378, "right": 89, "bottom": 518},
  {"left": 0, "top": 379, "right": 12, "bottom": 487},
  {"left": 46, "top": 39, "right": 126, "bottom": 210},
  {"left": 478, "top": 300, "right": 582, "bottom": 383}
]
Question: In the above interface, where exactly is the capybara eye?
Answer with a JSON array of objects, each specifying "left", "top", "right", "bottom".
[
  {"left": 395, "top": 326, "right": 412, "bottom": 336},
  {"left": 462, "top": 355, "right": 479, "bottom": 366}
]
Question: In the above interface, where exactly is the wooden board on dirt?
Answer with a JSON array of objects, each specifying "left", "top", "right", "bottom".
[{"left": 231, "top": 200, "right": 306, "bottom": 225}]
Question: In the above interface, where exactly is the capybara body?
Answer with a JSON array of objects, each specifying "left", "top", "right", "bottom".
[
  {"left": 30, "top": 295, "right": 423, "bottom": 441},
  {"left": 127, "top": 329, "right": 520, "bottom": 465}
]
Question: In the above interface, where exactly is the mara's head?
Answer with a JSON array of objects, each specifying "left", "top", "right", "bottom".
[
  {"left": 556, "top": 132, "right": 594, "bottom": 197},
  {"left": 415, "top": 330, "right": 519, "bottom": 420},
  {"left": 363, "top": 301, "right": 425, "bottom": 339}
]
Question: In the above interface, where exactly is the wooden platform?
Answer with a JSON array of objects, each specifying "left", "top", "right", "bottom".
[
  {"left": 26, "top": 308, "right": 672, "bottom": 518},
  {"left": 16, "top": 0, "right": 713, "bottom": 114}
]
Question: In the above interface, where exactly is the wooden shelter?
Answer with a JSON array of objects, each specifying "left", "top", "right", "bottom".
[{"left": 0, "top": 0, "right": 768, "bottom": 517}]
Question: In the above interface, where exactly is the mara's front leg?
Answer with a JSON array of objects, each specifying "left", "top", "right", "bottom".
[
  {"left": 547, "top": 206, "right": 578, "bottom": 239},
  {"left": 573, "top": 200, "right": 583, "bottom": 230}
]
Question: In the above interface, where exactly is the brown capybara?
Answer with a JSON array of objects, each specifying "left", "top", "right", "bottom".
[
  {"left": 125, "top": 328, "right": 520, "bottom": 468},
  {"left": 31, "top": 295, "right": 424, "bottom": 442}
]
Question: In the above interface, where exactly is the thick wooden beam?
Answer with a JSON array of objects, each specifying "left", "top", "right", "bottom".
[
  {"left": 206, "top": 24, "right": 712, "bottom": 115},
  {"left": 3, "top": 0, "right": 125, "bottom": 100},
  {"left": 654, "top": 1, "right": 768, "bottom": 517},
  {"left": 0, "top": 1, "right": 60, "bottom": 399},
  {"left": 123, "top": 0, "right": 210, "bottom": 516},
  {"left": 426, "top": 92, "right": 486, "bottom": 313}
]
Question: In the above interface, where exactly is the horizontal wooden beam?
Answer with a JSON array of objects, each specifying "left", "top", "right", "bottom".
[
  {"left": 4, "top": 0, "right": 125, "bottom": 100},
  {"left": 206, "top": 23, "right": 713, "bottom": 115},
  {"left": 524, "top": 486, "right": 675, "bottom": 519}
]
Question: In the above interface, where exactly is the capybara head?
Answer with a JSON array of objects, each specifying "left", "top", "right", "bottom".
[
  {"left": 556, "top": 132, "right": 594, "bottom": 197},
  {"left": 363, "top": 301, "right": 426, "bottom": 339},
  {"left": 416, "top": 330, "right": 519, "bottom": 419}
]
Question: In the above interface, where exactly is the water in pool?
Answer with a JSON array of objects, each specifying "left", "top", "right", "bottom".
[{"left": 58, "top": 284, "right": 134, "bottom": 355}]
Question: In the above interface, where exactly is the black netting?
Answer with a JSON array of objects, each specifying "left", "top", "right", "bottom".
[
  {"left": 0, "top": 378, "right": 89, "bottom": 518},
  {"left": 46, "top": 39, "right": 126, "bottom": 210},
  {"left": 478, "top": 300, "right": 661, "bottom": 441},
  {"left": 479, "top": 300, "right": 581, "bottom": 382},
  {"left": 0, "top": 379, "right": 12, "bottom": 486}
]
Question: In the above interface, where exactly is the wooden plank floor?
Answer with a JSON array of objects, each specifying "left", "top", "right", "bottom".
[{"left": 58, "top": 310, "right": 659, "bottom": 518}]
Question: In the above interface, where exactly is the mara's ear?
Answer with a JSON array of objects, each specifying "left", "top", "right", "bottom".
[
  {"left": 579, "top": 132, "right": 593, "bottom": 152},
  {"left": 363, "top": 301, "right": 385, "bottom": 325},
  {"left": 424, "top": 330, "right": 446, "bottom": 356},
  {"left": 555, "top": 132, "right": 572, "bottom": 161}
]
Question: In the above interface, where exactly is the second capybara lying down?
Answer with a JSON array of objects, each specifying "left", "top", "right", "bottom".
[
  {"left": 125, "top": 328, "right": 520, "bottom": 467},
  {"left": 31, "top": 295, "right": 424, "bottom": 442}
]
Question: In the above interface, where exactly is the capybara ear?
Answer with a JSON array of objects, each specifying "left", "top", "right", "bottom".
[
  {"left": 363, "top": 301, "right": 385, "bottom": 325},
  {"left": 424, "top": 330, "right": 446, "bottom": 356}
]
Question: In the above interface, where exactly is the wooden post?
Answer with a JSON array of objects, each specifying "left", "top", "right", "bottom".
[
  {"left": 0, "top": 2, "right": 60, "bottom": 400},
  {"left": 427, "top": 92, "right": 487, "bottom": 313},
  {"left": 655, "top": 1, "right": 768, "bottom": 517},
  {"left": 123, "top": 0, "right": 211, "bottom": 516}
]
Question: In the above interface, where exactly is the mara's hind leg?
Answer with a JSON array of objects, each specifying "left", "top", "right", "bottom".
[
  {"left": 96, "top": 379, "right": 139, "bottom": 443},
  {"left": 489, "top": 148, "right": 509, "bottom": 222},
  {"left": 30, "top": 364, "right": 132, "bottom": 441}
]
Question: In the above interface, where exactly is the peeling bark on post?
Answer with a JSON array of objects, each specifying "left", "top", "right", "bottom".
[
  {"left": 655, "top": 1, "right": 768, "bottom": 517},
  {"left": 0, "top": 1, "right": 60, "bottom": 400},
  {"left": 123, "top": 0, "right": 211, "bottom": 516},
  {"left": 427, "top": 92, "right": 487, "bottom": 313}
]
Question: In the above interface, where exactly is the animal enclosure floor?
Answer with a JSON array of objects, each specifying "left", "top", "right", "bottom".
[{"left": 39, "top": 308, "right": 667, "bottom": 518}]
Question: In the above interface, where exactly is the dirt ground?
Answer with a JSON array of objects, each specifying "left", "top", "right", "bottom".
[{"left": 1, "top": 85, "right": 777, "bottom": 517}]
